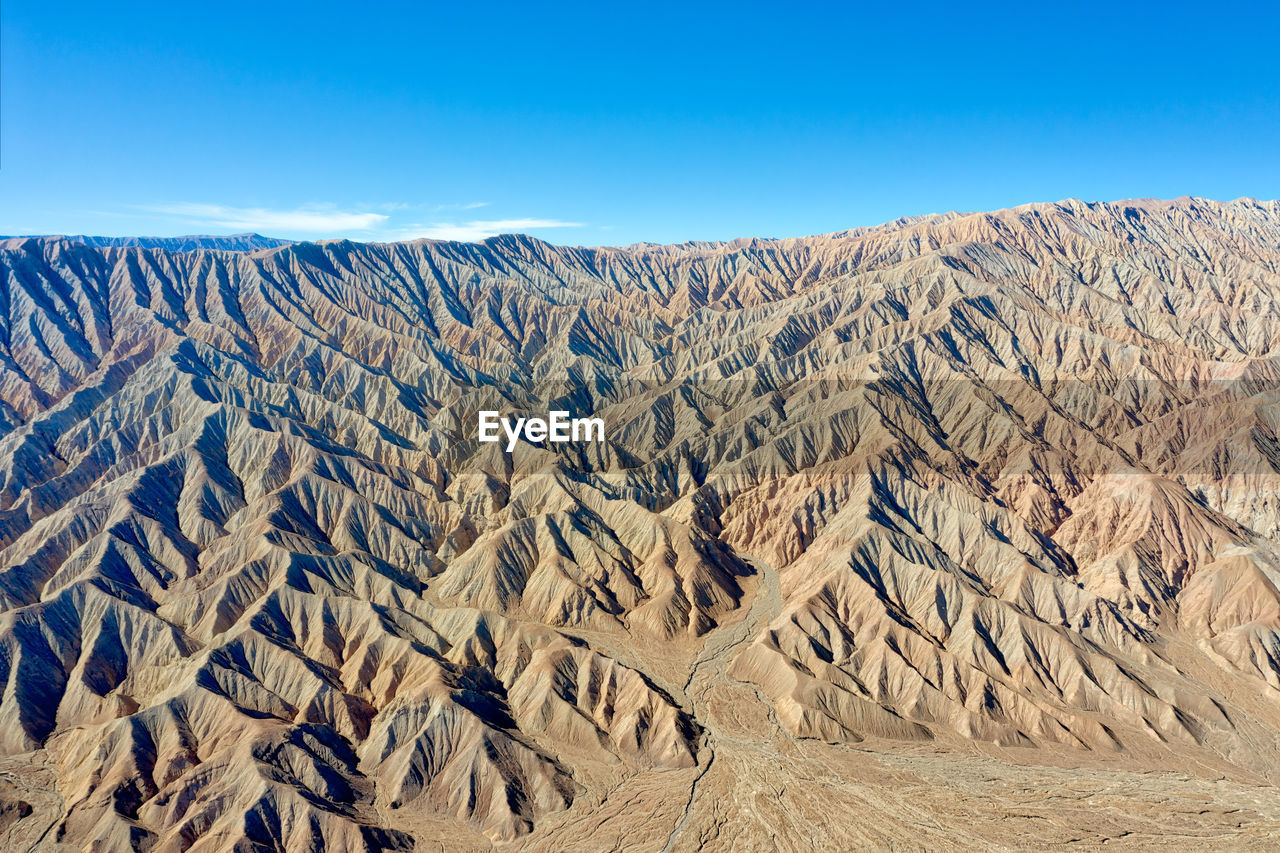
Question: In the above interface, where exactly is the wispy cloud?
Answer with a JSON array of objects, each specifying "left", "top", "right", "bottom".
[
  {"left": 141, "top": 203, "right": 389, "bottom": 234},
  {"left": 433, "top": 201, "right": 491, "bottom": 212},
  {"left": 393, "top": 218, "right": 585, "bottom": 243},
  {"left": 135, "top": 202, "right": 582, "bottom": 243}
]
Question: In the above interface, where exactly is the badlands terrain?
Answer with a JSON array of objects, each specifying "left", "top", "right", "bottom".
[{"left": 0, "top": 198, "right": 1279, "bottom": 849}]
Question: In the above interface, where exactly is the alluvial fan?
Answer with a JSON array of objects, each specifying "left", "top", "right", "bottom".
[{"left": 3, "top": 198, "right": 1280, "bottom": 850}]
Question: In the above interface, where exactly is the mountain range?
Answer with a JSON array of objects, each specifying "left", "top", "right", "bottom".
[{"left": 1, "top": 197, "right": 1280, "bottom": 849}]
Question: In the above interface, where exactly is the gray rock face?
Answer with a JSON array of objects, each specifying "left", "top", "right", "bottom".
[{"left": 3, "top": 198, "right": 1280, "bottom": 849}]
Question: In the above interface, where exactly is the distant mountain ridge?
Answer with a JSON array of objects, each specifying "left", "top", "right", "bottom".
[{"left": 0, "top": 232, "right": 294, "bottom": 252}]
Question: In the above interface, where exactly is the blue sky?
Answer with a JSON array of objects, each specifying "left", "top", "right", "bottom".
[{"left": 3, "top": 1, "right": 1278, "bottom": 245}]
